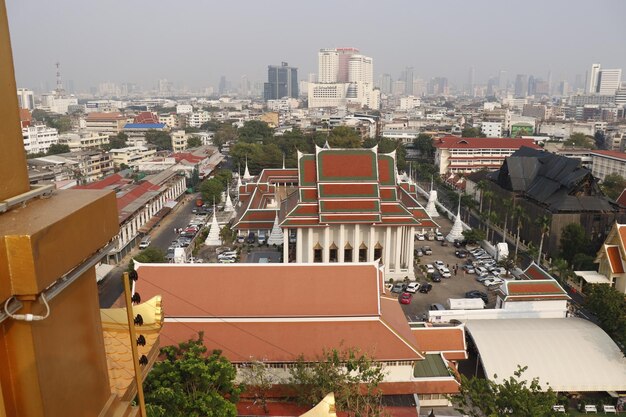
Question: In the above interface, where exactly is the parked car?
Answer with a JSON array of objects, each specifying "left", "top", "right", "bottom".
[
  {"left": 465, "top": 290, "right": 489, "bottom": 303},
  {"left": 237, "top": 235, "right": 245, "bottom": 243},
  {"left": 455, "top": 250, "right": 468, "bottom": 258},
  {"left": 415, "top": 248, "right": 424, "bottom": 257},
  {"left": 406, "top": 282, "right": 420, "bottom": 293},
  {"left": 462, "top": 264, "right": 476, "bottom": 274},
  {"left": 418, "top": 283, "right": 433, "bottom": 293},
  {"left": 475, "top": 266, "right": 489, "bottom": 277},
  {"left": 258, "top": 231, "right": 267, "bottom": 245},
  {"left": 247, "top": 232, "right": 256, "bottom": 244},
  {"left": 425, "top": 264, "right": 435, "bottom": 274},
  {"left": 476, "top": 275, "right": 494, "bottom": 283},
  {"left": 391, "top": 282, "right": 406, "bottom": 293},
  {"left": 431, "top": 272, "right": 442, "bottom": 282},
  {"left": 435, "top": 232, "right": 444, "bottom": 241},
  {"left": 483, "top": 278, "right": 504, "bottom": 287},
  {"left": 415, "top": 233, "right": 425, "bottom": 241},
  {"left": 441, "top": 239, "right": 449, "bottom": 246},
  {"left": 422, "top": 246, "right": 432, "bottom": 255},
  {"left": 399, "top": 292, "right": 413, "bottom": 304},
  {"left": 139, "top": 237, "right": 151, "bottom": 249},
  {"left": 453, "top": 239, "right": 466, "bottom": 248},
  {"left": 218, "top": 258, "right": 236, "bottom": 263},
  {"left": 429, "top": 303, "right": 446, "bottom": 311},
  {"left": 440, "top": 268, "right": 452, "bottom": 278},
  {"left": 434, "top": 260, "right": 445, "bottom": 268}
]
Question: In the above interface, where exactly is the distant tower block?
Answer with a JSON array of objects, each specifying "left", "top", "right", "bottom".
[
  {"left": 204, "top": 206, "right": 222, "bottom": 246},
  {"left": 446, "top": 196, "right": 464, "bottom": 242},
  {"left": 267, "top": 214, "right": 284, "bottom": 246}
]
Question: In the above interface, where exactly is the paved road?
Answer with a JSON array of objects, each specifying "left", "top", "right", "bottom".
[{"left": 97, "top": 194, "right": 201, "bottom": 308}]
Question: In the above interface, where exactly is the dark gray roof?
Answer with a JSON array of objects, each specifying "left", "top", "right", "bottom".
[{"left": 493, "top": 147, "right": 613, "bottom": 212}]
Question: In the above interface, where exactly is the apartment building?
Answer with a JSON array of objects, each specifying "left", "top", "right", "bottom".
[
  {"left": 589, "top": 150, "right": 626, "bottom": 181},
  {"left": 171, "top": 130, "right": 188, "bottom": 152},
  {"left": 85, "top": 112, "right": 129, "bottom": 136},
  {"left": 433, "top": 136, "right": 540, "bottom": 174},
  {"left": 59, "top": 131, "right": 110, "bottom": 151},
  {"left": 109, "top": 145, "right": 157, "bottom": 169},
  {"left": 22, "top": 124, "right": 59, "bottom": 154}
]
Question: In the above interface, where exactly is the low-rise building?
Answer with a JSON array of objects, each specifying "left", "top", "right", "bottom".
[
  {"left": 109, "top": 145, "right": 157, "bottom": 169},
  {"left": 185, "top": 111, "right": 210, "bottom": 128},
  {"left": 85, "top": 112, "right": 129, "bottom": 136},
  {"left": 480, "top": 121, "right": 502, "bottom": 138},
  {"left": 589, "top": 150, "right": 626, "bottom": 181},
  {"left": 27, "top": 150, "right": 114, "bottom": 185},
  {"left": 75, "top": 168, "right": 187, "bottom": 262},
  {"left": 171, "top": 130, "right": 188, "bottom": 152},
  {"left": 58, "top": 131, "right": 110, "bottom": 151},
  {"left": 433, "top": 136, "right": 540, "bottom": 175},
  {"left": 22, "top": 124, "right": 59, "bottom": 154}
]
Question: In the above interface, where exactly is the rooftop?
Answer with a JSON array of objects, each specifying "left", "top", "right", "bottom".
[{"left": 434, "top": 135, "right": 541, "bottom": 150}]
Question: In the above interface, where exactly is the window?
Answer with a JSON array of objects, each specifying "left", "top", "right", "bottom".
[
  {"left": 374, "top": 247, "right": 383, "bottom": 261},
  {"left": 314, "top": 248, "right": 323, "bottom": 263},
  {"left": 344, "top": 248, "right": 353, "bottom": 262},
  {"left": 329, "top": 248, "right": 338, "bottom": 262},
  {"left": 359, "top": 247, "right": 367, "bottom": 262}
]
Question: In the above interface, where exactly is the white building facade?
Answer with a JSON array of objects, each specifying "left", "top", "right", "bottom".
[{"left": 22, "top": 124, "right": 59, "bottom": 154}]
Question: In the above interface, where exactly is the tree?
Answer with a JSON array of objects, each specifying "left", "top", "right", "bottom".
[
  {"left": 461, "top": 194, "right": 477, "bottom": 223},
  {"left": 105, "top": 132, "right": 128, "bottom": 151},
  {"left": 549, "top": 258, "right": 571, "bottom": 284},
  {"left": 497, "top": 255, "right": 518, "bottom": 277},
  {"left": 288, "top": 347, "right": 385, "bottom": 417},
  {"left": 463, "top": 228, "right": 486, "bottom": 244},
  {"left": 501, "top": 198, "right": 514, "bottom": 243},
  {"left": 513, "top": 205, "right": 528, "bottom": 260},
  {"left": 145, "top": 130, "right": 173, "bottom": 150},
  {"left": 220, "top": 225, "right": 237, "bottom": 246},
  {"left": 413, "top": 133, "right": 434, "bottom": 159},
  {"left": 601, "top": 173, "right": 626, "bottom": 200},
  {"left": 239, "top": 361, "right": 275, "bottom": 414},
  {"left": 200, "top": 177, "right": 225, "bottom": 204},
  {"left": 559, "top": 223, "right": 590, "bottom": 265},
  {"left": 486, "top": 210, "right": 499, "bottom": 242},
  {"left": 144, "top": 333, "right": 241, "bottom": 417},
  {"left": 128, "top": 247, "right": 166, "bottom": 272},
  {"left": 585, "top": 284, "right": 626, "bottom": 352},
  {"left": 564, "top": 132, "right": 595, "bottom": 149},
  {"left": 476, "top": 180, "right": 488, "bottom": 213},
  {"left": 536, "top": 215, "right": 551, "bottom": 264},
  {"left": 325, "top": 126, "right": 362, "bottom": 148},
  {"left": 186, "top": 136, "right": 202, "bottom": 149},
  {"left": 452, "top": 365, "right": 558, "bottom": 417},
  {"left": 461, "top": 127, "right": 484, "bottom": 138},
  {"left": 46, "top": 143, "right": 70, "bottom": 155},
  {"left": 213, "top": 124, "right": 238, "bottom": 150},
  {"left": 238, "top": 120, "right": 274, "bottom": 143},
  {"left": 571, "top": 253, "right": 596, "bottom": 270}
]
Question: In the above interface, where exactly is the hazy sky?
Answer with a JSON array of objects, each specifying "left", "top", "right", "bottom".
[{"left": 7, "top": 0, "right": 626, "bottom": 92}]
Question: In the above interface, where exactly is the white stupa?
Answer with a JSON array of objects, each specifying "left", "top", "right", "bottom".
[
  {"left": 224, "top": 186, "right": 234, "bottom": 213},
  {"left": 267, "top": 213, "right": 284, "bottom": 246},
  {"left": 243, "top": 157, "right": 253, "bottom": 181},
  {"left": 204, "top": 205, "right": 222, "bottom": 246},
  {"left": 425, "top": 177, "right": 440, "bottom": 218},
  {"left": 446, "top": 195, "right": 464, "bottom": 242}
]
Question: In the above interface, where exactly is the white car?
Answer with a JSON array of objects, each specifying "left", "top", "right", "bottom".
[
  {"left": 483, "top": 278, "right": 504, "bottom": 287},
  {"left": 440, "top": 268, "right": 451, "bottom": 278},
  {"left": 434, "top": 260, "right": 445, "bottom": 268},
  {"left": 406, "top": 282, "right": 420, "bottom": 293},
  {"left": 218, "top": 258, "right": 236, "bottom": 263},
  {"left": 435, "top": 232, "right": 444, "bottom": 241},
  {"left": 475, "top": 266, "right": 489, "bottom": 277},
  {"left": 415, "top": 233, "right": 425, "bottom": 241},
  {"left": 425, "top": 264, "right": 435, "bottom": 274}
]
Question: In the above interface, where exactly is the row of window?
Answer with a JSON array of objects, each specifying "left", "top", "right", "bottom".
[{"left": 310, "top": 247, "right": 383, "bottom": 263}]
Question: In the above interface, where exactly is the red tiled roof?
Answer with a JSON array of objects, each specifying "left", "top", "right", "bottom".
[
  {"left": 19, "top": 108, "right": 31, "bottom": 122},
  {"left": 523, "top": 263, "right": 553, "bottom": 280},
  {"left": 320, "top": 214, "right": 382, "bottom": 223},
  {"left": 504, "top": 280, "right": 568, "bottom": 299},
  {"left": 434, "top": 135, "right": 540, "bottom": 150},
  {"left": 320, "top": 199, "right": 379, "bottom": 213},
  {"left": 617, "top": 189, "right": 626, "bottom": 207},
  {"left": 605, "top": 245, "right": 624, "bottom": 273},
  {"left": 173, "top": 152, "right": 205, "bottom": 164},
  {"left": 378, "top": 154, "right": 396, "bottom": 185},
  {"left": 318, "top": 183, "right": 379, "bottom": 198},
  {"left": 133, "top": 111, "right": 159, "bottom": 124},
  {"left": 86, "top": 112, "right": 125, "bottom": 121},
  {"left": 591, "top": 150, "right": 626, "bottom": 161},
  {"left": 412, "top": 327, "right": 466, "bottom": 357},
  {"left": 74, "top": 173, "right": 125, "bottom": 190},
  {"left": 318, "top": 150, "right": 377, "bottom": 181},
  {"left": 117, "top": 181, "right": 161, "bottom": 210}
]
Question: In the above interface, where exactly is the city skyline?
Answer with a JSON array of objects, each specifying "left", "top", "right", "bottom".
[{"left": 6, "top": 0, "right": 626, "bottom": 92}]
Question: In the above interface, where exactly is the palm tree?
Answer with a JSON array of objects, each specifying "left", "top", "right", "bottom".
[
  {"left": 513, "top": 205, "right": 528, "bottom": 260},
  {"left": 482, "top": 190, "right": 494, "bottom": 231},
  {"left": 487, "top": 210, "right": 499, "bottom": 242},
  {"left": 497, "top": 255, "right": 518, "bottom": 277},
  {"left": 536, "top": 215, "right": 551, "bottom": 264},
  {"left": 550, "top": 258, "right": 571, "bottom": 284},
  {"left": 460, "top": 194, "right": 476, "bottom": 223},
  {"left": 501, "top": 198, "right": 514, "bottom": 243},
  {"left": 476, "top": 180, "right": 488, "bottom": 212}
]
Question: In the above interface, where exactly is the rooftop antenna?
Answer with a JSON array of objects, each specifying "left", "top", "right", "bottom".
[{"left": 55, "top": 61, "right": 65, "bottom": 97}]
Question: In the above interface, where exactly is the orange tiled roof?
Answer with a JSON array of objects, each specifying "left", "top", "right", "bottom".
[
  {"left": 411, "top": 326, "right": 467, "bottom": 358},
  {"left": 605, "top": 245, "right": 624, "bottom": 273}
]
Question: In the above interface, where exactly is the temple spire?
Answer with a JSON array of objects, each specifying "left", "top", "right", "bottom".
[
  {"left": 446, "top": 194, "right": 464, "bottom": 242},
  {"left": 243, "top": 156, "right": 252, "bottom": 180}
]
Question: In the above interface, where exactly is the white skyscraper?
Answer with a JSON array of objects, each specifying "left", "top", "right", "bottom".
[
  {"left": 17, "top": 88, "right": 34, "bottom": 110},
  {"left": 318, "top": 49, "right": 339, "bottom": 83},
  {"left": 348, "top": 55, "right": 373, "bottom": 84},
  {"left": 588, "top": 63, "right": 601, "bottom": 93},
  {"left": 598, "top": 68, "right": 622, "bottom": 95}
]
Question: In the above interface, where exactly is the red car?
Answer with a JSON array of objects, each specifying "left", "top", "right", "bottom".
[{"left": 399, "top": 292, "right": 412, "bottom": 305}]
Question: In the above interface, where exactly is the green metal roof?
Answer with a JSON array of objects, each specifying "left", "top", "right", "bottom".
[{"left": 413, "top": 354, "right": 450, "bottom": 378}]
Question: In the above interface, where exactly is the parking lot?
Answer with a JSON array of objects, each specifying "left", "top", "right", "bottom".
[{"left": 397, "top": 217, "right": 499, "bottom": 321}]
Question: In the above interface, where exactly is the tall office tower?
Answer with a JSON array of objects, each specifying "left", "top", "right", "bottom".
[
  {"left": 318, "top": 49, "right": 339, "bottom": 83},
  {"left": 263, "top": 62, "right": 299, "bottom": 100},
  {"left": 547, "top": 70, "right": 552, "bottom": 95},
  {"left": 16, "top": 88, "right": 34, "bottom": 110},
  {"left": 597, "top": 68, "right": 622, "bottom": 95},
  {"left": 218, "top": 76, "right": 227, "bottom": 95},
  {"left": 498, "top": 70, "right": 507, "bottom": 91},
  {"left": 574, "top": 73, "right": 584, "bottom": 91},
  {"left": 380, "top": 73, "right": 392, "bottom": 95},
  {"left": 514, "top": 74, "right": 529, "bottom": 97},
  {"left": 467, "top": 67, "right": 475, "bottom": 95},
  {"left": 404, "top": 67, "right": 414, "bottom": 95},
  {"left": 348, "top": 55, "right": 373, "bottom": 84},
  {"left": 336, "top": 47, "right": 359, "bottom": 82},
  {"left": 588, "top": 63, "right": 601, "bottom": 93},
  {"left": 240, "top": 75, "right": 250, "bottom": 97}
]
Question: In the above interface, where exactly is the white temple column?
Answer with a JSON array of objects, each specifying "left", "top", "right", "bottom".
[
  {"left": 394, "top": 227, "right": 402, "bottom": 272},
  {"left": 368, "top": 226, "right": 375, "bottom": 262},
  {"left": 296, "top": 228, "right": 303, "bottom": 263},
  {"left": 283, "top": 227, "right": 289, "bottom": 263},
  {"left": 408, "top": 226, "right": 416, "bottom": 275},
  {"left": 354, "top": 224, "right": 360, "bottom": 262},
  {"left": 338, "top": 224, "right": 345, "bottom": 262},
  {"left": 384, "top": 226, "right": 392, "bottom": 274},
  {"left": 323, "top": 227, "right": 330, "bottom": 263},
  {"left": 307, "top": 228, "right": 313, "bottom": 263}
]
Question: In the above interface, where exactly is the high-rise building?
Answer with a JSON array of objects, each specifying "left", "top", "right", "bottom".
[
  {"left": 404, "top": 67, "right": 414, "bottom": 95},
  {"left": 380, "top": 73, "right": 392, "bottom": 95},
  {"left": 318, "top": 49, "right": 339, "bottom": 83},
  {"left": 16, "top": 88, "right": 34, "bottom": 110},
  {"left": 337, "top": 47, "right": 359, "bottom": 82},
  {"left": 587, "top": 64, "right": 622, "bottom": 95},
  {"left": 218, "top": 76, "right": 227, "bottom": 95},
  {"left": 348, "top": 55, "right": 373, "bottom": 84},
  {"left": 514, "top": 74, "right": 529, "bottom": 97},
  {"left": 467, "top": 67, "right": 475, "bottom": 95},
  {"left": 263, "top": 62, "right": 299, "bottom": 101}
]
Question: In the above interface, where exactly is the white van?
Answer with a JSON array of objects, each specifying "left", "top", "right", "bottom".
[
  {"left": 139, "top": 236, "right": 151, "bottom": 249},
  {"left": 258, "top": 231, "right": 267, "bottom": 245},
  {"left": 447, "top": 298, "right": 485, "bottom": 310}
]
